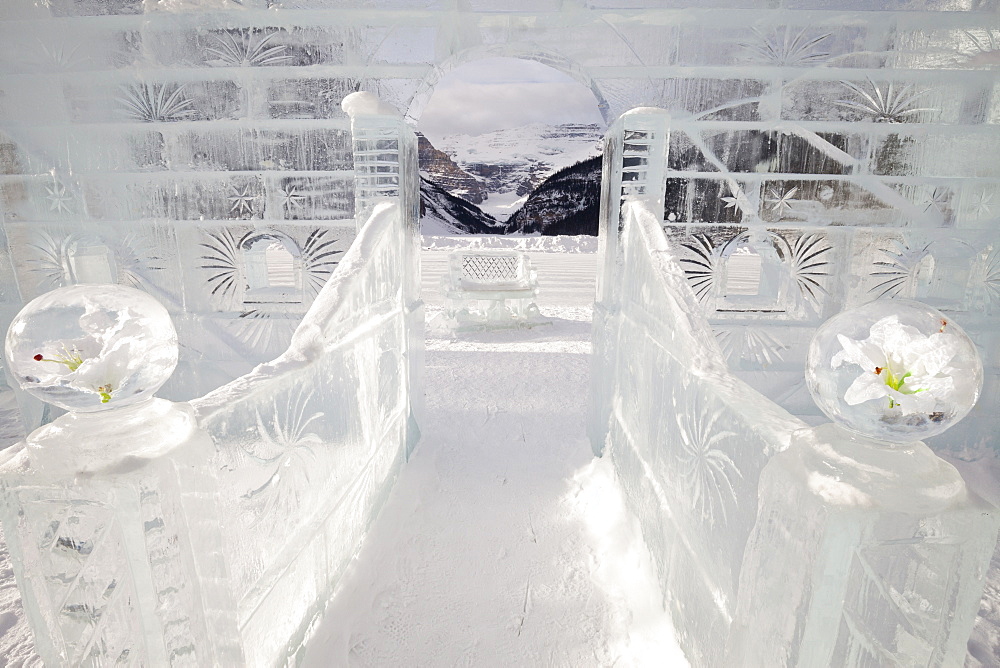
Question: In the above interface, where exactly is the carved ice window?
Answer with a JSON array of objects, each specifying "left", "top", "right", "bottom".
[
  {"left": 66, "top": 236, "right": 117, "bottom": 284},
  {"left": 241, "top": 232, "right": 302, "bottom": 305}
]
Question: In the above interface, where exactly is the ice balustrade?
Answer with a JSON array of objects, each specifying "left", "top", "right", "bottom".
[
  {"left": 0, "top": 99, "right": 422, "bottom": 665},
  {"left": 591, "top": 108, "right": 1000, "bottom": 666}
]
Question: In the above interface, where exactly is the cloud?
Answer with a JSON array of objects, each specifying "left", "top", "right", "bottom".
[{"left": 417, "top": 58, "right": 605, "bottom": 139}]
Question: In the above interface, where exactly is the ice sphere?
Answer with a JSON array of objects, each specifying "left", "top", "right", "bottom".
[
  {"left": 805, "top": 299, "right": 982, "bottom": 444},
  {"left": 4, "top": 284, "right": 178, "bottom": 412}
]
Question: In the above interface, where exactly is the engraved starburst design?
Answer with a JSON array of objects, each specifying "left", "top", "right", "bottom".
[
  {"left": 922, "top": 187, "right": 950, "bottom": 213},
  {"left": 240, "top": 387, "right": 324, "bottom": 525},
  {"left": 969, "top": 189, "right": 994, "bottom": 218},
  {"left": 869, "top": 241, "right": 927, "bottom": 299},
  {"left": 716, "top": 326, "right": 786, "bottom": 367},
  {"left": 119, "top": 83, "right": 195, "bottom": 123},
  {"left": 974, "top": 249, "right": 1000, "bottom": 309},
  {"left": 675, "top": 387, "right": 742, "bottom": 525},
  {"left": 280, "top": 184, "right": 305, "bottom": 212},
  {"left": 834, "top": 80, "right": 934, "bottom": 123},
  {"left": 199, "top": 229, "right": 243, "bottom": 299},
  {"left": 205, "top": 29, "right": 292, "bottom": 67},
  {"left": 720, "top": 182, "right": 750, "bottom": 214},
  {"left": 765, "top": 186, "right": 799, "bottom": 216},
  {"left": 742, "top": 27, "right": 831, "bottom": 66},
  {"left": 45, "top": 181, "right": 73, "bottom": 213},
  {"left": 233, "top": 311, "right": 299, "bottom": 355},
  {"left": 302, "top": 229, "right": 342, "bottom": 295},
  {"left": 791, "top": 233, "right": 831, "bottom": 309},
  {"left": 228, "top": 185, "right": 256, "bottom": 218},
  {"left": 680, "top": 234, "right": 723, "bottom": 303}
]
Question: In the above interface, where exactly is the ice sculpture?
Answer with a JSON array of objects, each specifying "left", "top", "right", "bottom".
[
  {"left": 728, "top": 302, "right": 997, "bottom": 667},
  {"left": 440, "top": 250, "right": 548, "bottom": 331},
  {"left": 805, "top": 300, "right": 983, "bottom": 443},
  {"left": 5, "top": 284, "right": 178, "bottom": 412},
  {"left": 592, "top": 107, "right": 999, "bottom": 668},
  {"left": 0, "top": 96, "right": 422, "bottom": 665},
  {"left": 0, "top": 285, "right": 240, "bottom": 665}
]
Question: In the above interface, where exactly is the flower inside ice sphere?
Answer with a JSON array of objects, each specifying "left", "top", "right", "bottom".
[
  {"left": 806, "top": 300, "right": 982, "bottom": 444},
  {"left": 5, "top": 285, "right": 178, "bottom": 413},
  {"left": 32, "top": 345, "right": 116, "bottom": 403},
  {"left": 831, "top": 315, "right": 972, "bottom": 415}
]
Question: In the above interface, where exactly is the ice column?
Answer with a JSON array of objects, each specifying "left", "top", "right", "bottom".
[
  {"left": 728, "top": 300, "right": 999, "bottom": 667},
  {"left": 0, "top": 285, "right": 241, "bottom": 666}
]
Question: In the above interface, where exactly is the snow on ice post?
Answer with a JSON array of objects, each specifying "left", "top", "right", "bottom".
[
  {"left": 728, "top": 300, "right": 999, "bottom": 667},
  {"left": 0, "top": 285, "right": 242, "bottom": 665}
]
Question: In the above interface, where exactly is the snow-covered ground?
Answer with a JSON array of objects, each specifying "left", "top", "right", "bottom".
[{"left": 0, "top": 250, "right": 686, "bottom": 667}]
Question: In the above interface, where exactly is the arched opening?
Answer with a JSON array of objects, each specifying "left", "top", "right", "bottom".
[
  {"left": 65, "top": 235, "right": 117, "bottom": 285},
  {"left": 718, "top": 230, "right": 791, "bottom": 313},
  {"left": 412, "top": 54, "right": 606, "bottom": 233},
  {"left": 241, "top": 231, "right": 303, "bottom": 304},
  {"left": 916, "top": 239, "right": 976, "bottom": 311}
]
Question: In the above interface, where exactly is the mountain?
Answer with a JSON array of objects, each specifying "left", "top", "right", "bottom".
[
  {"left": 504, "top": 156, "right": 602, "bottom": 236},
  {"left": 420, "top": 176, "right": 504, "bottom": 235},
  {"left": 417, "top": 133, "right": 487, "bottom": 205},
  {"left": 427, "top": 123, "right": 603, "bottom": 221}
]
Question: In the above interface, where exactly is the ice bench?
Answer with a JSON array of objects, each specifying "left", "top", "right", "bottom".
[{"left": 441, "top": 250, "right": 547, "bottom": 329}]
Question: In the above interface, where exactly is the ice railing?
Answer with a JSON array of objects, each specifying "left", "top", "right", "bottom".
[
  {"left": 591, "top": 109, "right": 999, "bottom": 667},
  {"left": 0, "top": 107, "right": 422, "bottom": 666}
]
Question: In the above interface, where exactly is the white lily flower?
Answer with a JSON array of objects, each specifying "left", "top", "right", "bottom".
[{"left": 831, "top": 314, "right": 974, "bottom": 415}]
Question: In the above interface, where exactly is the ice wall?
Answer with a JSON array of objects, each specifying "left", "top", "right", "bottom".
[
  {"left": 598, "top": 197, "right": 807, "bottom": 665},
  {"left": 0, "top": 0, "right": 995, "bottom": 440}
]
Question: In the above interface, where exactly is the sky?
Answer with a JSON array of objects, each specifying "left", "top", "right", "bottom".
[{"left": 417, "top": 57, "right": 606, "bottom": 140}]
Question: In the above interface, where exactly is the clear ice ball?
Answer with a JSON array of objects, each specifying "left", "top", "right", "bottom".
[
  {"left": 5, "top": 285, "right": 178, "bottom": 413},
  {"left": 805, "top": 299, "right": 982, "bottom": 444}
]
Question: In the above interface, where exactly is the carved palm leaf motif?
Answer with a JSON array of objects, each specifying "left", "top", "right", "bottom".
[
  {"left": 834, "top": 80, "right": 935, "bottom": 123},
  {"left": 25, "top": 232, "right": 67, "bottom": 290},
  {"left": 234, "top": 310, "right": 298, "bottom": 354},
  {"left": 199, "top": 229, "right": 245, "bottom": 299},
  {"left": 742, "top": 27, "right": 831, "bottom": 66},
  {"left": 240, "top": 387, "right": 324, "bottom": 526},
  {"left": 790, "top": 233, "right": 831, "bottom": 308},
  {"left": 116, "top": 233, "right": 165, "bottom": 289},
  {"left": 675, "top": 387, "right": 742, "bottom": 525},
  {"left": 716, "top": 325, "right": 786, "bottom": 367},
  {"left": 680, "top": 233, "right": 722, "bottom": 302},
  {"left": 302, "top": 229, "right": 343, "bottom": 295},
  {"left": 976, "top": 249, "right": 1000, "bottom": 308},
  {"left": 869, "top": 240, "right": 926, "bottom": 299},
  {"left": 118, "top": 83, "right": 195, "bottom": 123},
  {"left": 205, "top": 29, "right": 291, "bottom": 67}
]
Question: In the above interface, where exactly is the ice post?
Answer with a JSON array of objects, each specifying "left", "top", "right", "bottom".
[
  {"left": 728, "top": 300, "right": 999, "bottom": 667},
  {"left": 0, "top": 285, "right": 241, "bottom": 666}
]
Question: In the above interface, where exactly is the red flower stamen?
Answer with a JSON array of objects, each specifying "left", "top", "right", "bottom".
[{"left": 33, "top": 354, "right": 43, "bottom": 361}]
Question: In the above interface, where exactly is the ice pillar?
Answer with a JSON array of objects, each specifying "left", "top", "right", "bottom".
[
  {"left": 728, "top": 301, "right": 999, "bottom": 667},
  {"left": 0, "top": 285, "right": 242, "bottom": 666}
]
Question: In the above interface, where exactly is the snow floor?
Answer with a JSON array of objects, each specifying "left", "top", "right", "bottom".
[
  {"left": 302, "top": 252, "right": 686, "bottom": 666},
  {"left": 0, "top": 251, "right": 688, "bottom": 667}
]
